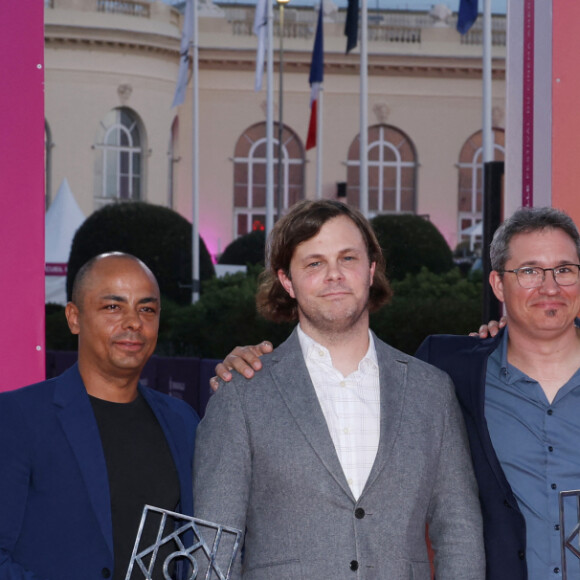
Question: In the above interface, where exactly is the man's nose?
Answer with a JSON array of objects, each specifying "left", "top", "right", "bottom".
[{"left": 123, "top": 309, "right": 143, "bottom": 329}]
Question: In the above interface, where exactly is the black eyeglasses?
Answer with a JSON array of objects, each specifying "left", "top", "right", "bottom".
[{"left": 500, "top": 264, "right": 580, "bottom": 289}]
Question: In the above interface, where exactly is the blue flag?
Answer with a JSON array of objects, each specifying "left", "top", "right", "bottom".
[
  {"left": 457, "top": 0, "right": 478, "bottom": 35},
  {"left": 344, "top": 0, "right": 358, "bottom": 53},
  {"left": 306, "top": 5, "right": 324, "bottom": 150}
]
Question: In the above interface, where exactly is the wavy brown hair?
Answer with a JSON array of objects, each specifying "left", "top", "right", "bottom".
[{"left": 256, "top": 200, "right": 392, "bottom": 322}]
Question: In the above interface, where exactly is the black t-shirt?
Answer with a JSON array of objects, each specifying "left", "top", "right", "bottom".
[{"left": 90, "top": 393, "right": 180, "bottom": 580}]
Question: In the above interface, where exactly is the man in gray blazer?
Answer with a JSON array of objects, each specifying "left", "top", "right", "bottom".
[{"left": 193, "top": 200, "right": 484, "bottom": 580}]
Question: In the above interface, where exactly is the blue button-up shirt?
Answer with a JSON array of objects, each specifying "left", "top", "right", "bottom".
[{"left": 486, "top": 329, "right": 580, "bottom": 580}]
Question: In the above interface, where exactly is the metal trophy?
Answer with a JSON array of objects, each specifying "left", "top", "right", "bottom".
[
  {"left": 125, "top": 505, "right": 242, "bottom": 580},
  {"left": 559, "top": 490, "right": 580, "bottom": 578}
]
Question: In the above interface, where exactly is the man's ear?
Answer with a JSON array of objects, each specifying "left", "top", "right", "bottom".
[
  {"left": 65, "top": 302, "right": 81, "bottom": 335},
  {"left": 489, "top": 270, "right": 505, "bottom": 303},
  {"left": 277, "top": 269, "right": 296, "bottom": 299},
  {"left": 369, "top": 261, "right": 376, "bottom": 285}
]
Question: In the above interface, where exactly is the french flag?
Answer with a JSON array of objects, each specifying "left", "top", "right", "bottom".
[{"left": 306, "top": 5, "right": 323, "bottom": 151}]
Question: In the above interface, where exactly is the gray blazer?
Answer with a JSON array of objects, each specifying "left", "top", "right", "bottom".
[{"left": 193, "top": 330, "right": 484, "bottom": 580}]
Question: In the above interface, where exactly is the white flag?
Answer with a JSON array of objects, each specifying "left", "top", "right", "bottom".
[
  {"left": 172, "top": 0, "right": 193, "bottom": 108},
  {"left": 253, "top": 0, "right": 267, "bottom": 91}
]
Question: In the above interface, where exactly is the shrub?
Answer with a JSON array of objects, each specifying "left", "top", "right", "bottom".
[
  {"left": 66, "top": 202, "right": 214, "bottom": 305},
  {"left": 370, "top": 268, "right": 482, "bottom": 354},
  {"left": 45, "top": 304, "right": 77, "bottom": 351},
  {"left": 371, "top": 214, "right": 454, "bottom": 280},
  {"left": 159, "top": 266, "right": 293, "bottom": 358},
  {"left": 218, "top": 230, "right": 266, "bottom": 266}
]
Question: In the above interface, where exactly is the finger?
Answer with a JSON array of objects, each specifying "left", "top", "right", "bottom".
[
  {"left": 214, "top": 363, "right": 233, "bottom": 382},
  {"left": 258, "top": 341, "right": 273, "bottom": 354},
  {"left": 499, "top": 316, "right": 507, "bottom": 328},
  {"left": 209, "top": 375, "right": 220, "bottom": 392}
]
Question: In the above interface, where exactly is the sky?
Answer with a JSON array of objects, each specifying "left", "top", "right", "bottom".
[{"left": 167, "top": 0, "right": 507, "bottom": 14}]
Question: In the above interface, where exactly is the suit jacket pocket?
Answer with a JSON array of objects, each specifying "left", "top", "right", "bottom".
[{"left": 244, "top": 558, "right": 302, "bottom": 580}]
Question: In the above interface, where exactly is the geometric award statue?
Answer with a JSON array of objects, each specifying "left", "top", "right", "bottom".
[
  {"left": 125, "top": 505, "right": 243, "bottom": 580},
  {"left": 559, "top": 490, "right": 580, "bottom": 579}
]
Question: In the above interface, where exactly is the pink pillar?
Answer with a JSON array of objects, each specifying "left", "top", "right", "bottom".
[
  {"left": 552, "top": 0, "right": 580, "bottom": 225},
  {"left": 0, "top": 2, "right": 46, "bottom": 391}
]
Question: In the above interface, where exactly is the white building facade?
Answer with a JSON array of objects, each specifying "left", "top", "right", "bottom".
[{"left": 44, "top": 0, "right": 506, "bottom": 260}]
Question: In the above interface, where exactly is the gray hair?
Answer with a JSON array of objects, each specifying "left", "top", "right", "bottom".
[{"left": 490, "top": 207, "right": 580, "bottom": 271}]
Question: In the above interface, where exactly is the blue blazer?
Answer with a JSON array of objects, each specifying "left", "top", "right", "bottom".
[
  {"left": 0, "top": 363, "right": 199, "bottom": 580},
  {"left": 416, "top": 331, "right": 527, "bottom": 580}
]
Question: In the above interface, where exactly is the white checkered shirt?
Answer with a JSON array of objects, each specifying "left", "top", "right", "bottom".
[{"left": 297, "top": 326, "right": 380, "bottom": 500}]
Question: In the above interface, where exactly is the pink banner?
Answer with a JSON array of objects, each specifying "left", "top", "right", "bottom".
[
  {"left": 521, "top": 0, "right": 534, "bottom": 207},
  {"left": 0, "top": 3, "right": 46, "bottom": 391}
]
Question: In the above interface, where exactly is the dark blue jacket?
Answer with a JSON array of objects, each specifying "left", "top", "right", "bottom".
[
  {"left": 0, "top": 363, "right": 199, "bottom": 580},
  {"left": 416, "top": 331, "right": 527, "bottom": 580}
]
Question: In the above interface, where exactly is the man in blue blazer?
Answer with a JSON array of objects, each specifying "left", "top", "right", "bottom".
[{"left": 0, "top": 253, "right": 199, "bottom": 580}]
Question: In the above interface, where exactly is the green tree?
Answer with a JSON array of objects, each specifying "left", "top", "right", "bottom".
[
  {"left": 371, "top": 214, "right": 454, "bottom": 280},
  {"left": 67, "top": 202, "right": 215, "bottom": 305},
  {"left": 218, "top": 230, "right": 266, "bottom": 266}
]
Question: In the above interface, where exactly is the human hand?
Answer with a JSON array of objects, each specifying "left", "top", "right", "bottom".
[
  {"left": 209, "top": 341, "right": 273, "bottom": 392},
  {"left": 469, "top": 316, "right": 507, "bottom": 338}
]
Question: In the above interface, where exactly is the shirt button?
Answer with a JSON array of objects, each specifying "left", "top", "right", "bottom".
[
  {"left": 547, "top": 409, "right": 554, "bottom": 415},
  {"left": 549, "top": 446, "right": 554, "bottom": 452},
  {"left": 340, "top": 381, "right": 346, "bottom": 388},
  {"left": 343, "top": 427, "right": 350, "bottom": 434},
  {"left": 355, "top": 507, "right": 365, "bottom": 519},
  {"left": 551, "top": 483, "right": 557, "bottom": 490},
  {"left": 554, "top": 567, "right": 560, "bottom": 574},
  {"left": 350, "top": 560, "right": 359, "bottom": 571},
  {"left": 555, "top": 524, "right": 561, "bottom": 531},
  {"left": 518, "top": 550, "right": 525, "bottom": 560},
  {"left": 101, "top": 569, "right": 111, "bottom": 579}
]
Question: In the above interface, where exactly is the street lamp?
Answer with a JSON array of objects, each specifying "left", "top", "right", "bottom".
[{"left": 276, "top": 0, "right": 290, "bottom": 221}]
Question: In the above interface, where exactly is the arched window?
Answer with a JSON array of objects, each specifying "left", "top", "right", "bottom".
[
  {"left": 168, "top": 116, "right": 179, "bottom": 209},
  {"left": 94, "top": 107, "right": 144, "bottom": 207},
  {"left": 346, "top": 125, "right": 417, "bottom": 214},
  {"left": 233, "top": 122, "right": 305, "bottom": 237},
  {"left": 457, "top": 129, "right": 505, "bottom": 249},
  {"left": 45, "top": 120, "right": 53, "bottom": 210}
]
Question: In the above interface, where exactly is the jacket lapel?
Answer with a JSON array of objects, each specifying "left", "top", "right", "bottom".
[
  {"left": 54, "top": 364, "right": 114, "bottom": 557},
  {"left": 270, "top": 330, "right": 354, "bottom": 500},
  {"left": 362, "top": 336, "right": 408, "bottom": 495}
]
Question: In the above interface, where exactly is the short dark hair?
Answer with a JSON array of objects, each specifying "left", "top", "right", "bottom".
[
  {"left": 71, "top": 252, "right": 153, "bottom": 307},
  {"left": 490, "top": 207, "right": 580, "bottom": 272},
  {"left": 256, "top": 200, "right": 392, "bottom": 322}
]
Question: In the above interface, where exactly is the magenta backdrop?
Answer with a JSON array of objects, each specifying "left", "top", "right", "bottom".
[{"left": 0, "top": 3, "right": 46, "bottom": 391}]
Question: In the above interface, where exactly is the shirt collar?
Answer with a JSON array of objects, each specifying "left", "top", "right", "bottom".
[{"left": 296, "top": 325, "right": 379, "bottom": 374}]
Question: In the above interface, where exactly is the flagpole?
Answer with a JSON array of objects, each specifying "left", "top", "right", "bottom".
[
  {"left": 316, "top": 86, "right": 323, "bottom": 199},
  {"left": 191, "top": 0, "right": 200, "bottom": 303},
  {"left": 265, "top": 0, "right": 275, "bottom": 238},
  {"left": 359, "top": 0, "right": 368, "bottom": 218},
  {"left": 482, "top": 0, "right": 492, "bottom": 165}
]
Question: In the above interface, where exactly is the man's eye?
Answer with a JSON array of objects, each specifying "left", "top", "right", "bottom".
[
  {"left": 556, "top": 266, "right": 573, "bottom": 274},
  {"left": 520, "top": 268, "right": 539, "bottom": 276},
  {"left": 307, "top": 262, "right": 321, "bottom": 268},
  {"left": 104, "top": 304, "right": 119, "bottom": 310}
]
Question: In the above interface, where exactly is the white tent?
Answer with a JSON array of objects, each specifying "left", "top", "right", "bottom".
[{"left": 45, "top": 178, "right": 85, "bottom": 305}]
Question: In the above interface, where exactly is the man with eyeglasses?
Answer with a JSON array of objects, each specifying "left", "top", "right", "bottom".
[
  {"left": 213, "top": 206, "right": 580, "bottom": 580},
  {"left": 416, "top": 206, "right": 580, "bottom": 580}
]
